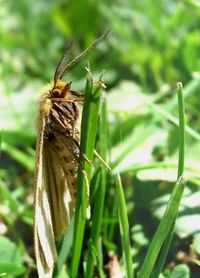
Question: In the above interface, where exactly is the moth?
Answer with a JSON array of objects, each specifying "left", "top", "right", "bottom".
[{"left": 34, "top": 31, "right": 109, "bottom": 278}]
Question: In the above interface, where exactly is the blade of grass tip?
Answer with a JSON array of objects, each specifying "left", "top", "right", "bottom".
[
  {"left": 85, "top": 92, "right": 108, "bottom": 277},
  {"left": 166, "top": 77, "right": 200, "bottom": 111},
  {"left": 138, "top": 82, "right": 186, "bottom": 278},
  {"left": 116, "top": 173, "right": 133, "bottom": 278},
  {"left": 71, "top": 71, "right": 104, "bottom": 278},
  {"left": 150, "top": 82, "right": 186, "bottom": 277}
]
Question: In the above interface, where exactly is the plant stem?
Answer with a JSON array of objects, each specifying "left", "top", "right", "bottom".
[{"left": 71, "top": 73, "right": 103, "bottom": 278}]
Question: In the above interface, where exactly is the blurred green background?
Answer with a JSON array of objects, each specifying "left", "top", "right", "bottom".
[{"left": 1, "top": 0, "right": 200, "bottom": 277}]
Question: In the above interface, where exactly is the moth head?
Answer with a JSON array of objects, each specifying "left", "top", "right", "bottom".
[
  {"left": 51, "top": 87, "right": 62, "bottom": 97},
  {"left": 51, "top": 80, "right": 71, "bottom": 98}
]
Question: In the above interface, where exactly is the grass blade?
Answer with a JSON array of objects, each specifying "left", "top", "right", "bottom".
[
  {"left": 116, "top": 173, "right": 133, "bottom": 278},
  {"left": 54, "top": 218, "right": 74, "bottom": 277},
  {"left": 150, "top": 221, "right": 175, "bottom": 278},
  {"left": 177, "top": 82, "right": 186, "bottom": 178},
  {"left": 151, "top": 82, "right": 186, "bottom": 277},
  {"left": 71, "top": 72, "right": 103, "bottom": 278},
  {"left": 1, "top": 142, "right": 34, "bottom": 171},
  {"left": 85, "top": 93, "right": 108, "bottom": 277},
  {"left": 138, "top": 177, "right": 185, "bottom": 278},
  {"left": 138, "top": 82, "right": 186, "bottom": 278}
]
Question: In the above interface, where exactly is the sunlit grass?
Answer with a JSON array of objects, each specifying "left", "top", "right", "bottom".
[{"left": 1, "top": 1, "right": 200, "bottom": 277}]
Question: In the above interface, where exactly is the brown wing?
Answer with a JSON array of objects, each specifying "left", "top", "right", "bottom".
[
  {"left": 43, "top": 135, "right": 77, "bottom": 240},
  {"left": 34, "top": 115, "right": 57, "bottom": 278},
  {"left": 34, "top": 114, "right": 78, "bottom": 277}
]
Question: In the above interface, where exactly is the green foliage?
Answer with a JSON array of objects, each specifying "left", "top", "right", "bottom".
[
  {"left": 0, "top": 237, "right": 26, "bottom": 277},
  {"left": 71, "top": 72, "right": 103, "bottom": 278},
  {"left": 116, "top": 174, "right": 133, "bottom": 278},
  {"left": 1, "top": 0, "right": 200, "bottom": 277},
  {"left": 169, "top": 264, "right": 190, "bottom": 278}
]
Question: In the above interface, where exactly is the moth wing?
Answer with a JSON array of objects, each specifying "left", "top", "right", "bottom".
[
  {"left": 34, "top": 115, "right": 57, "bottom": 278},
  {"left": 43, "top": 136, "right": 75, "bottom": 240}
]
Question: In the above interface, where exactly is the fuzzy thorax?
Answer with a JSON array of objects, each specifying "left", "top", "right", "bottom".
[{"left": 39, "top": 87, "right": 52, "bottom": 117}]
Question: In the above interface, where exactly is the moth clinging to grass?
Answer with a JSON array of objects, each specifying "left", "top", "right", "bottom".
[{"left": 34, "top": 30, "right": 109, "bottom": 278}]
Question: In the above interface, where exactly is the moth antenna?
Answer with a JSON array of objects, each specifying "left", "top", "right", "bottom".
[
  {"left": 54, "top": 40, "right": 73, "bottom": 84},
  {"left": 55, "top": 29, "right": 110, "bottom": 82}
]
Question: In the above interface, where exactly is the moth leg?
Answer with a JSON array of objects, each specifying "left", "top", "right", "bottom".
[
  {"left": 70, "top": 137, "right": 91, "bottom": 164},
  {"left": 71, "top": 141, "right": 111, "bottom": 170},
  {"left": 51, "top": 98, "right": 84, "bottom": 103},
  {"left": 70, "top": 90, "right": 84, "bottom": 97},
  {"left": 71, "top": 136, "right": 110, "bottom": 169},
  {"left": 70, "top": 90, "right": 85, "bottom": 102},
  {"left": 82, "top": 154, "right": 91, "bottom": 164},
  {"left": 93, "top": 149, "right": 111, "bottom": 171},
  {"left": 51, "top": 98, "right": 76, "bottom": 103},
  {"left": 70, "top": 136, "right": 110, "bottom": 169}
]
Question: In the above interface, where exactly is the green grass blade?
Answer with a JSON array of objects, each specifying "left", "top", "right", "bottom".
[
  {"left": 165, "top": 77, "right": 200, "bottom": 111},
  {"left": 106, "top": 192, "right": 118, "bottom": 241},
  {"left": 71, "top": 72, "right": 103, "bottom": 278},
  {"left": 85, "top": 93, "right": 108, "bottom": 277},
  {"left": 1, "top": 142, "right": 34, "bottom": 171},
  {"left": 177, "top": 82, "right": 186, "bottom": 178},
  {"left": 150, "top": 221, "right": 175, "bottom": 278},
  {"left": 138, "top": 82, "right": 186, "bottom": 278},
  {"left": 116, "top": 173, "right": 133, "bottom": 278},
  {"left": 54, "top": 217, "right": 74, "bottom": 277},
  {"left": 138, "top": 177, "right": 185, "bottom": 278},
  {"left": 150, "top": 82, "right": 186, "bottom": 277},
  {"left": 87, "top": 240, "right": 106, "bottom": 278}
]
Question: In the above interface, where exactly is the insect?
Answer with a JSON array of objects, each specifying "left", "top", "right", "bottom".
[{"left": 34, "top": 30, "right": 109, "bottom": 278}]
